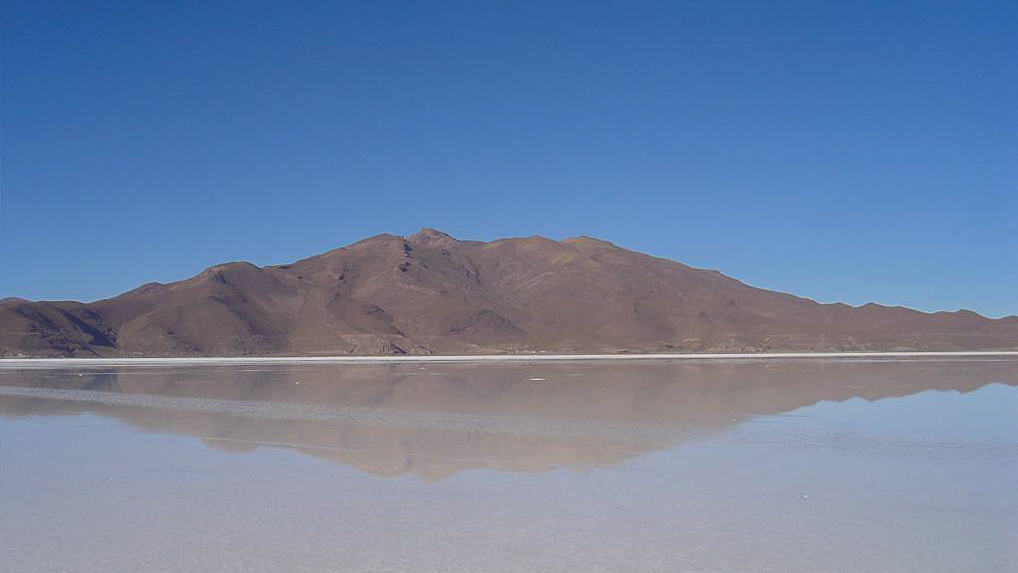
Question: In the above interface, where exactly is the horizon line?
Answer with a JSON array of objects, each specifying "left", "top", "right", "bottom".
[{"left": 2, "top": 351, "right": 1017, "bottom": 368}]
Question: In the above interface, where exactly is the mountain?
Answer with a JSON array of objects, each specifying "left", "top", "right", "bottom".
[{"left": 2, "top": 228, "right": 1016, "bottom": 357}]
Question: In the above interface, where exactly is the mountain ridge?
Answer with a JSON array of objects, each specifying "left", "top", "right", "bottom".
[{"left": 2, "top": 229, "right": 1016, "bottom": 357}]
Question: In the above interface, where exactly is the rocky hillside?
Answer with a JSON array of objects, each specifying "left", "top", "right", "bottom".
[{"left": 2, "top": 229, "right": 1016, "bottom": 357}]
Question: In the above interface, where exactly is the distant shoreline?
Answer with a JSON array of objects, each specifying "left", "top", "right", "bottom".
[{"left": 2, "top": 350, "right": 1016, "bottom": 368}]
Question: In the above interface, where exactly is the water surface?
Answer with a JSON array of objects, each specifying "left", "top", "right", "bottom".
[{"left": 2, "top": 358, "right": 1016, "bottom": 572}]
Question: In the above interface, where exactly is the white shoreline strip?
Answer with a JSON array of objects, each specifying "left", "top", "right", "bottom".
[{"left": 1, "top": 351, "right": 1016, "bottom": 368}]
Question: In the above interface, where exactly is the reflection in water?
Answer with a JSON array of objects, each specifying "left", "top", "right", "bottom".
[{"left": 2, "top": 358, "right": 1015, "bottom": 480}]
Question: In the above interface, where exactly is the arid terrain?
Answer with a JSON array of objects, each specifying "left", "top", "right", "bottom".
[{"left": 3, "top": 229, "right": 1016, "bottom": 357}]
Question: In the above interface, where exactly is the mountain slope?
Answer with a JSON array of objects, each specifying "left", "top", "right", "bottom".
[{"left": 2, "top": 229, "right": 1016, "bottom": 357}]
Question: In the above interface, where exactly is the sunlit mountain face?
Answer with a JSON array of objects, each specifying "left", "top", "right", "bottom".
[{"left": 4, "top": 230, "right": 1017, "bottom": 358}]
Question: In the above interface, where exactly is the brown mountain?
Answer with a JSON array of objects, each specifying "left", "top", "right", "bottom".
[{"left": 2, "top": 228, "right": 1016, "bottom": 357}]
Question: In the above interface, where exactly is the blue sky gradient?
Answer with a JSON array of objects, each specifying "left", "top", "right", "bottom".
[{"left": 2, "top": 1, "right": 1015, "bottom": 316}]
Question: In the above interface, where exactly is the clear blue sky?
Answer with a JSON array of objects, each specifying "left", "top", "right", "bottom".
[{"left": 2, "top": 1, "right": 1015, "bottom": 317}]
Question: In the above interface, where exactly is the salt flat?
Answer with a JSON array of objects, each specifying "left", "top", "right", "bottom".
[{"left": 2, "top": 357, "right": 1015, "bottom": 572}]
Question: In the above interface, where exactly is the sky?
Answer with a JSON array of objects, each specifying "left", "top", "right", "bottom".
[{"left": 2, "top": 1, "right": 1015, "bottom": 317}]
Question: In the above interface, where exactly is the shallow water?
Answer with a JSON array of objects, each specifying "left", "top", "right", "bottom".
[{"left": 1, "top": 358, "right": 1016, "bottom": 572}]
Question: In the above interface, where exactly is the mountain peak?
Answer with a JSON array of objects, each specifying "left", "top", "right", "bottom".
[
  {"left": 563, "top": 235, "right": 617, "bottom": 248},
  {"left": 408, "top": 228, "right": 457, "bottom": 245}
]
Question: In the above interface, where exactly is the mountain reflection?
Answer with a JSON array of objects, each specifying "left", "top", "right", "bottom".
[{"left": 2, "top": 359, "right": 1015, "bottom": 480}]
